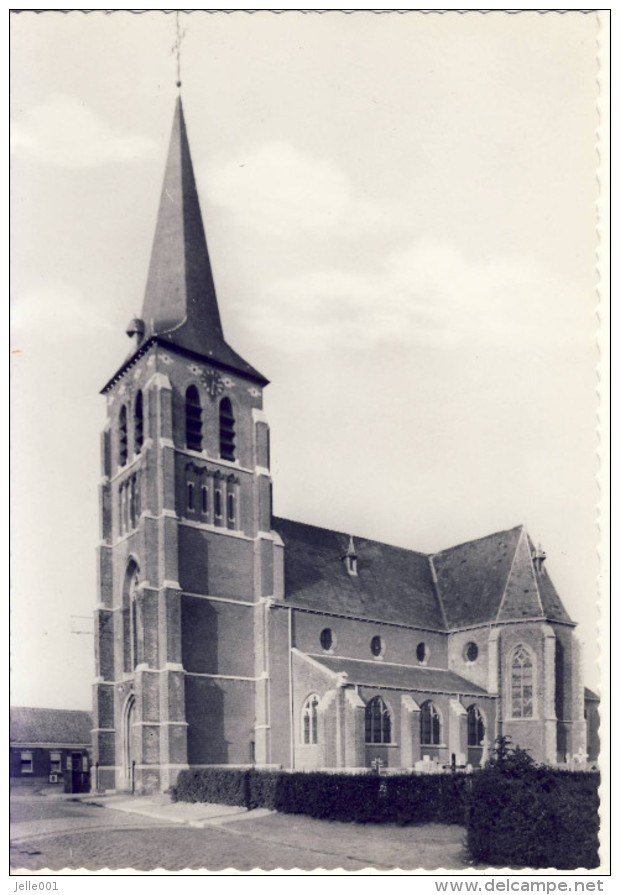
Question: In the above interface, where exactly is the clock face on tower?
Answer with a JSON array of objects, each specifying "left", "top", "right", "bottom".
[{"left": 202, "top": 369, "right": 225, "bottom": 400}]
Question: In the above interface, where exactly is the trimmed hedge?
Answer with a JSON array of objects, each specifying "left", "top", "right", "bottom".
[
  {"left": 171, "top": 764, "right": 600, "bottom": 868},
  {"left": 171, "top": 767, "right": 470, "bottom": 825},
  {"left": 467, "top": 768, "right": 600, "bottom": 869}
]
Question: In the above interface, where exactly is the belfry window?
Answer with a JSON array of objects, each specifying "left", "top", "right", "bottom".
[
  {"left": 215, "top": 488, "right": 222, "bottom": 520},
  {"left": 119, "top": 405, "right": 128, "bottom": 466},
  {"left": 365, "top": 696, "right": 391, "bottom": 744},
  {"left": 302, "top": 694, "right": 320, "bottom": 745},
  {"left": 201, "top": 485, "right": 209, "bottom": 516},
  {"left": 510, "top": 645, "right": 534, "bottom": 718},
  {"left": 227, "top": 492, "right": 235, "bottom": 524},
  {"left": 187, "top": 482, "right": 195, "bottom": 511},
  {"left": 420, "top": 700, "right": 441, "bottom": 745},
  {"left": 467, "top": 705, "right": 485, "bottom": 747},
  {"left": 219, "top": 397, "right": 236, "bottom": 461},
  {"left": 134, "top": 391, "right": 144, "bottom": 454},
  {"left": 185, "top": 385, "right": 203, "bottom": 452}
]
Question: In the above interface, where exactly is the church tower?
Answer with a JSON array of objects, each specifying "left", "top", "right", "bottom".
[{"left": 92, "top": 99, "right": 279, "bottom": 793}]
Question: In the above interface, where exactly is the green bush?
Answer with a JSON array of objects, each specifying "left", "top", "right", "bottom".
[
  {"left": 172, "top": 767, "right": 470, "bottom": 826},
  {"left": 467, "top": 751, "right": 600, "bottom": 870}
]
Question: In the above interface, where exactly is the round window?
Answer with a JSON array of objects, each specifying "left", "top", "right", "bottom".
[
  {"left": 416, "top": 642, "right": 428, "bottom": 663},
  {"left": 464, "top": 642, "right": 479, "bottom": 663},
  {"left": 370, "top": 635, "right": 384, "bottom": 657},
  {"left": 320, "top": 628, "right": 333, "bottom": 652}
]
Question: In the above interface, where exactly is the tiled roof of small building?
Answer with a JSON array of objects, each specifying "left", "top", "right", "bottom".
[
  {"left": 273, "top": 517, "right": 443, "bottom": 629},
  {"left": 10, "top": 707, "right": 92, "bottom": 746},
  {"left": 306, "top": 654, "right": 489, "bottom": 696}
]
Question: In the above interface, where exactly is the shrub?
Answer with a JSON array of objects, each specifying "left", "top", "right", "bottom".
[
  {"left": 171, "top": 768, "right": 248, "bottom": 807},
  {"left": 467, "top": 743, "right": 600, "bottom": 869}
]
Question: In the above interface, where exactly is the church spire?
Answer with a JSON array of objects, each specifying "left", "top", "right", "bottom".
[{"left": 138, "top": 97, "right": 267, "bottom": 384}]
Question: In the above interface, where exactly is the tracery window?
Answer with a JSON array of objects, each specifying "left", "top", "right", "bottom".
[
  {"left": 467, "top": 704, "right": 485, "bottom": 747},
  {"left": 365, "top": 696, "right": 392, "bottom": 744},
  {"left": 510, "top": 645, "right": 534, "bottom": 718},
  {"left": 302, "top": 694, "right": 320, "bottom": 745},
  {"left": 420, "top": 700, "right": 441, "bottom": 745}
]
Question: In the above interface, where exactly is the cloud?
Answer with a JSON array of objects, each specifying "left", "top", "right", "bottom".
[
  {"left": 11, "top": 94, "right": 156, "bottom": 168},
  {"left": 239, "top": 238, "right": 594, "bottom": 354},
  {"left": 204, "top": 141, "right": 392, "bottom": 238}
]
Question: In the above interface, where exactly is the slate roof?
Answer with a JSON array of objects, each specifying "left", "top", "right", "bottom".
[
  {"left": 10, "top": 707, "right": 92, "bottom": 746},
  {"left": 273, "top": 517, "right": 442, "bottom": 629},
  {"left": 274, "top": 517, "right": 574, "bottom": 631},
  {"left": 304, "top": 654, "right": 489, "bottom": 696}
]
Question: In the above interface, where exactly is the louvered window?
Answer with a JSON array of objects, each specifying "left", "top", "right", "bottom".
[
  {"left": 185, "top": 385, "right": 203, "bottom": 452},
  {"left": 219, "top": 397, "right": 236, "bottom": 461},
  {"left": 119, "top": 405, "right": 128, "bottom": 466},
  {"left": 134, "top": 391, "right": 144, "bottom": 454}
]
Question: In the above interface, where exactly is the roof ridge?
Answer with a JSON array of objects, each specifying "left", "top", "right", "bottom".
[
  {"left": 431, "top": 524, "right": 524, "bottom": 558},
  {"left": 494, "top": 524, "right": 525, "bottom": 622}
]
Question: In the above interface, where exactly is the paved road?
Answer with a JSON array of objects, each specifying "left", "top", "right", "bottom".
[{"left": 10, "top": 791, "right": 469, "bottom": 872}]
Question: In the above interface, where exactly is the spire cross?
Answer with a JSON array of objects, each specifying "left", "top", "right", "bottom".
[{"left": 172, "top": 11, "right": 185, "bottom": 91}]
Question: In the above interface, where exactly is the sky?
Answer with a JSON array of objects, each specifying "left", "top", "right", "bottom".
[{"left": 10, "top": 9, "right": 603, "bottom": 710}]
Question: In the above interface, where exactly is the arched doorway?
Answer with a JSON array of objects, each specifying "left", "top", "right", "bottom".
[{"left": 122, "top": 694, "right": 137, "bottom": 793}]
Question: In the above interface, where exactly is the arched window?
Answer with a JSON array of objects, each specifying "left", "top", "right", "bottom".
[
  {"left": 219, "top": 397, "right": 236, "bottom": 461},
  {"left": 467, "top": 705, "right": 485, "bottom": 747},
  {"left": 416, "top": 642, "right": 428, "bottom": 664},
  {"left": 187, "top": 482, "right": 195, "bottom": 511},
  {"left": 510, "top": 645, "right": 534, "bottom": 718},
  {"left": 420, "top": 700, "right": 441, "bottom": 745},
  {"left": 119, "top": 405, "right": 128, "bottom": 466},
  {"left": 302, "top": 694, "right": 320, "bottom": 745},
  {"left": 122, "top": 561, "right": 140, "bottom": 673},
  {"left": 215, "top": 488, "right": 222, "bottom": 520},
  {"left": 201, "top": 485, "right": 209, "bottom": 516},
  {"left": 185, "top": 385, "right": 203, "bottom": 452},
  {"left": 134, "top": 391, "right": 144, "bottom": 454},
  {"left": 227, "top": 492, "right": 235, "bottom": 524},
  {"left": 365, "top": 696, "right": 391, "bottom": 744}
]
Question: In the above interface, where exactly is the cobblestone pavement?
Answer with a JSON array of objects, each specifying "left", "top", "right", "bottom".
[{"left": 10, "top": 791, "right": 469, "bottom": 873}]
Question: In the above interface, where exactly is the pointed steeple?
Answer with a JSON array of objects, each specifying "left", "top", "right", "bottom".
[{"left": 139, "top": 97, "right": 267, "bottom": 384}]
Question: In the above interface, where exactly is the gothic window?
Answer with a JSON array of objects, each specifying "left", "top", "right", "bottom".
[
  {"left": 365, "top": 696, "right": 391, "bottom": 744},
  {"left": 134, "top": 391, "right": 144, "bottom": 454},
  {"left": 215, "top": 488, "right": 222, "bottom": 520},
  {"left": 119, "top": 405, "right": 128, "bottom": 466},
  {"left": 219, "top": 397, "right": 236, "bottom": 461},
  {"left": 420, "top": 700, "right": 441, "bottom": 745},
  {"left": 185, "top": 385, "right": 203, "bottom": 452},
  {"left": 187, "top": 482, "right": 195, "bottom": 512},
  {"left": 302, "top": 694, "right": 320, "bottom": 745},
  {"left": 467, "top": 705, "right": 485, "bottom": 747},
  {"left": 122, "top": 561, "right": 140, "bottom": 673},
  {"left": 201, "top": 485, "right": 209, "bottom": 516},
  {"left": 227, "top": 492, "right": 235, "bottom": 524},
  {"left": 510, "top": 645, "right": 534, "bottom": 718}
]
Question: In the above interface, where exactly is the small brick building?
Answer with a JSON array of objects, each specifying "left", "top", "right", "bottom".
[
  {"left": 10, "top": 707, "right": 91, "bottom": 789},
  {"left": 92, "top": 99, "right": 595, "bottom": 794}
]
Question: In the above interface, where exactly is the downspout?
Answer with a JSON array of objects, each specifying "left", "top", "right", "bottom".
[{"left": 288, "top": 606, "right": 295, "bottom": 769}]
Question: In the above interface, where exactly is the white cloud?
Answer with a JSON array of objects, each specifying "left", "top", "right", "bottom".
[
  {"left": 204, "top": 141, "right": 392, "bottom": 238},
  {"left": 11, "top": 94, "right": 156, "bottom": 168},
  {"left": 241, "top": 238, "right": 594, "bottom": 354}
]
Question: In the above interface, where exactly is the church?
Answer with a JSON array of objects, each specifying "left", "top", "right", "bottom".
[{"left": 92, "top": 98, "right": 589, "bottom": 794}]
